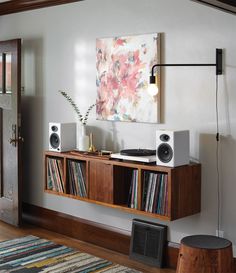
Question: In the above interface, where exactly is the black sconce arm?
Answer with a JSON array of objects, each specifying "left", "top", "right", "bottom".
[{"left": 150, "top": 48, "right": 222, "bottom": 84}]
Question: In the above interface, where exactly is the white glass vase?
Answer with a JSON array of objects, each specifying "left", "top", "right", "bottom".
[{"left": 78, "top": 124, "right": 89, "bottom": 151}]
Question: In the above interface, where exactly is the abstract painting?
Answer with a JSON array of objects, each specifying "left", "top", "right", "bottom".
[{"left": 96, "top": 33, "right": 161, "bottom": 123}]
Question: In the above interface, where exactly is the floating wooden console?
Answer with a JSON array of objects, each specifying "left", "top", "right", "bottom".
[{"left": 44, "top": 151, "right": 201, "bottom": 221}]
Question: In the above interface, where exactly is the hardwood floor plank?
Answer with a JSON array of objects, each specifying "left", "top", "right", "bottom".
[{"left": 0, "top": 220, "right": 174, "bottom": 273}]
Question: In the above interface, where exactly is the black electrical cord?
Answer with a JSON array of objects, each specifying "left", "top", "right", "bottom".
[{"left": 216, "top": 74, "right": 220, "bottom": 237}]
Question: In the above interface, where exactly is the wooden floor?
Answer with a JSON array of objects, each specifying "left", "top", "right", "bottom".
[{"left": 0, "top": 220, "right": 175, "bottom": 273}]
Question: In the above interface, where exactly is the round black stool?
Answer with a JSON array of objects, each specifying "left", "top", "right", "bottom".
[{"left": 176, "top": 235, "right": 233, "bottom": 273}]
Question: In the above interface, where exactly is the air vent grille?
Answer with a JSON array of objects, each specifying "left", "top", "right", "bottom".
[
  {"left": 132, "top": 225, "right": 146, "bottom": 255},
  {"left": 130, "top": 219, "right": 167, "bottom": 268},
  {"left": 146, "top": 229, "right": 160, "bottom": 258}
]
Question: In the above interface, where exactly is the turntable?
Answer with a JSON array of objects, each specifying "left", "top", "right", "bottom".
[{"left": 111, "top": 149, "right": 156, "bottom": 163}]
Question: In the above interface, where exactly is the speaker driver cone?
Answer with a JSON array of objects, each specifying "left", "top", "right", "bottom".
[
  {"left": 157, "top": 143, "right": 173, "bottom": 163},
  {"left": 50, "top": 133, "right": 60, "bottom": 149}
]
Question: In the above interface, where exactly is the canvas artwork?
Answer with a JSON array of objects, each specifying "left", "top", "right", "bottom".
[{"left": 96, "top": 33, "right": 161, "bottom": 123}]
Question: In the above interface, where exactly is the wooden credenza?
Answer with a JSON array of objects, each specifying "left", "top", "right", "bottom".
[{"left": 44, "top": 151, "right": 201, "bottom": 221}]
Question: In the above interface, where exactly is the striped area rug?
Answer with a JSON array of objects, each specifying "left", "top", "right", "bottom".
[{"left": 0, "top": 235, "right": 141, "bottom": 272}]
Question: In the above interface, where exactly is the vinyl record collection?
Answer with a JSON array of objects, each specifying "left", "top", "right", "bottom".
[
  {"left": 67, "top": 160, "right": 87, "bottom": 197},
  {"left": 47, "top": 158, "right": 65, "bottom": 193},
  {"left": 127, "top": 169, "right": 138, "bottom": 209},
  {"left": 142, "top": 172, "right": 168, "bottom": 216},
  {"left": 127, "top": 170, "right": 169, "bottom": 215}
]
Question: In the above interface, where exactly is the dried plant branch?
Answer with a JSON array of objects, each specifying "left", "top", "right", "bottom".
[{"left": 58, "top": 90, "right": 96, "bottom": 125}]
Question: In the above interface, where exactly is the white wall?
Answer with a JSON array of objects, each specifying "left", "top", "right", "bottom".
[{"left": 1, "top": 0, "right": 236, "bottom": 251}]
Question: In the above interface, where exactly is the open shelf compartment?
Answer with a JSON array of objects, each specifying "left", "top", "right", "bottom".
[
  {"left": 66, "top": 158, "right": 87, "bottom": 198},
  {"left": 45, "top": 154, "right": 65, "bottom": 193},
  {"left": 113, "top": 165, "right": 139, "bottom": 209},
  {"left": 141, "top": 170, "right": 170, "bottom": 218}
]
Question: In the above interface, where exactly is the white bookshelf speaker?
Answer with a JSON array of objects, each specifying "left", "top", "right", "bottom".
[
  {"left": 49, "top": 122, "right": 76, "bottom": 152},
  {"left": 156, "top": 130, "right": 189, "bottom": 167}
]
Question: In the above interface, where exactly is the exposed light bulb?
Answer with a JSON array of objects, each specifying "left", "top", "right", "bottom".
[
  {"left": 148, "top": 83, "right": 159, "bottom": 96},
  {"left": 148, "top": 74, "right": 159, "bottom": 96}
]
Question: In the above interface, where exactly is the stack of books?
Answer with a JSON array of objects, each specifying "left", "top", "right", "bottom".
[
  {"left": 47, "top": 158, "right": 64, "bottom": 193},
  {"left": 68, "top": 160, "right": 87, "bottom": 197},
  {"left": 142, "top": 172, "right": 168, "bottom": 216}
]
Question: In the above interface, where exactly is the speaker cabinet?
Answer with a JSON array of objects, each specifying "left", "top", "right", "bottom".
[
  {"left": 156, "top": 130, "right": 189, "bottom": 167},
  {"left": 130, "top": 219, "right": 167, "bottom": 268},
  {"left": 49, "top": 122, "right": 76, "bottom": 152}
]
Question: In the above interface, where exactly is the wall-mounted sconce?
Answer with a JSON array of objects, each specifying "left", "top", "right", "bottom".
[{"left": 148, "top": 48, "right": 223, "bottom": 95}]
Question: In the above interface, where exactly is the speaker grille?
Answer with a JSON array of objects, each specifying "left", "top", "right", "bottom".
[
  {"left": 157, "top": 143, "right": 173, "bottom": 163},
  {"left": 130, "top": 219, "right": 167, "bottom": 267},
  {"left": 50, "top": 133, "right": 60, "bottom": 149}
]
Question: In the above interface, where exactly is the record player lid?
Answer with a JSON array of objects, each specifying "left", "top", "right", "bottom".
[{"left": 120, "top": 149, "right": 156, "bottom": 157}]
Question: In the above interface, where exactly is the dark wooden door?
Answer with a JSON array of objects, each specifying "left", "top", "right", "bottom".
[{"left": 0, "top": 39, "right": 22, "bottom": 226}]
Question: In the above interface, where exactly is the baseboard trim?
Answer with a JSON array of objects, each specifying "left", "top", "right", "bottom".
[
  {"left": 22, "top": 202, "right": 181, "bottom": 268},
  {"left": 22, "top": 202, "right": 131, "bottom": 255}
]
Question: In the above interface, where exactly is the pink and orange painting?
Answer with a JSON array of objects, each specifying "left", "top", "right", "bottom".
[{"left": 96, "top": 33, "right": 161, "bottom": 123}]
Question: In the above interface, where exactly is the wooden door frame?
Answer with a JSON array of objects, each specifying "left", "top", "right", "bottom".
[
  {"left": 0, "top": 39, "right": 22, "bottom": 226},
  {"left": 0, "top": 0, "right": 84, "bottom": 16}
]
